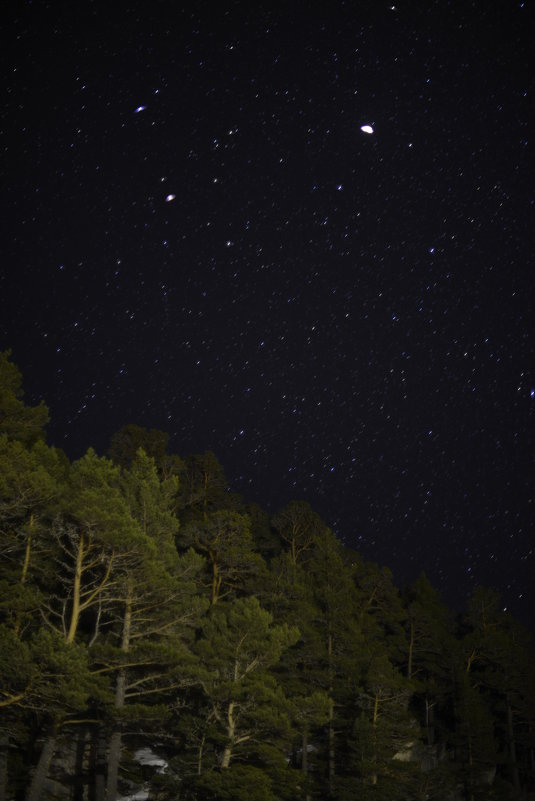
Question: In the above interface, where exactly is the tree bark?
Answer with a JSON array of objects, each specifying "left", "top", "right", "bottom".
[
  {"left": 73, "top": 728, "right": 89, "bottom": 801},
  {"left": 301, "top": 725, "right": 308, "bottom": 775},
  {"left": 26, "top": 728, "right": 57, "bottom": 801},
  {"left": 106, "top": 731, "right": 122, "bottom": 801},
  {"left": 371, "top": 693, "right": 379, "bottom": 786},
  {"left": 93, "top": 724, "right": 107, "bottom": 801},
  {"left": 14, "top": 515, "right": 34, "bottom": 636},
  {"left": 209, "top": 551, "right": 221, "bottom": 605},
  {"left": 506, "top": 697, "right": 520, "bottom": 790},
  {"left": 0, "top": 733, "right": 8, "bottom": 801},
  {"left": 425, "top": 697, "right": 435, "bottom": 746},
  {"left": 21, "top": 516, "right": 34, "bottom": 586},
  {"left": 302, "top": 725, "right": 311, "bottom": 801},
  {"left": 221, "top": 701, "right": 235, "bottom": 769},
  {"left": 407, "top": 620, "right": 414, "bottom": 680},
  {"left": 197, "top": 734, "right": 205, "bottom": 776},
  {"left": 327, "top": 631, "right": 335, "bottom": 796},
  {"left": 106, "top": 588, "right": 132, "bottom": 801},
  {"left": 67, "top": 533, "right": 84, "bottom": 645}
]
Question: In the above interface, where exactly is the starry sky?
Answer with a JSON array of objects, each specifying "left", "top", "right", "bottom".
[{"left": 2, "top": 1, "right": 534, "bottom": 628}]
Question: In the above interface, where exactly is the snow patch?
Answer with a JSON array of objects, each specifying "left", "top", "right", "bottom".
[
  {"left": 117, "top": 748, "right": 168, "bottom": 801},
  {"left": 134, "top": 747, "right": 168, "bottom": 772},
  {"left": 119, "top": 790, "right": 149, "bottom": 801}
]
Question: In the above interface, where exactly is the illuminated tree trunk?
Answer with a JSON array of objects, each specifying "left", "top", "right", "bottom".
[
  {"left": 93, "top": 725, "right": 107, "bottom": 801},
  {"left": 209, "top": 549, "right": 222, "bottom": 605},
  {"left": 301, "top": 723, "right": 313, "bottom": 801},
  {"left": 106, "top": 588, "right": 133, "bottom": 801},
  {"left": 407, "top": 620, "right": 414, "bottom": 680},
  {"left": 371, "top": 692, "right": 379, "bottom": 786},
  {"left": 221, "top": 701, "right": 235, "bottom": 768},
  {"left": 14, "top": 515, "right": 35, "bottom": 636},
  {"left": 26, "top": 725, "right": 57, "bottom": 801},
  {"left": 327, "top": 631, "right": 335, "bottom": 796},
  {"left": 197, "top": 734, "right": 206, "bottom": 776},
  {"left": 73, "top": 729, "right": 90, "bottom": 801},
  {"left": 67, "top": 533, "right": 84, "bottom": 645},
  {"left": 20, "top": 515, "right": 34, "bottom": 585}
]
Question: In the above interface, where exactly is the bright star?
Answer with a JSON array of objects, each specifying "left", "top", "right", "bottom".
[
  {"left": 165, "top": 194, "right": 176, "bottom": 202},
  {"left": 360, "top": 124, "right": 374, "bottom": 134},
  {"left": 134, "top": 105, "right": 147, "bottom": 113}
]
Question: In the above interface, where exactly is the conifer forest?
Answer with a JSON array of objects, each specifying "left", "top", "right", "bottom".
[{"left": 1, "top": 349, "right": 534, "bottom": 801}]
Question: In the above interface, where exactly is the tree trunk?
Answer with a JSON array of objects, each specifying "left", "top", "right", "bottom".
[
  {"left": 302, "top": 725, "right": 311, "bottom": 801},
  {"left": 301, "top": 724, "right": 308, "bottom": 775},
  {"left": 328, "top": 697, "right": 335, "bottom": 794},
  {"left": 327, "top": 631, "right": 335, "bottom": 796},
  {"left": 26, "top": 728, "right": 57, "bottom": 801},
  {"left": 93, "top": 724, "right": 107, "bottom": 801},
  {"left": 425, "top": 697, "right": 435, "bottom": 746},
  {"left": 21, "top": 516, "right": 34, "bottom": 586},
  {"left": 467, "top": 728, "right": 474, "bottom": 801},
  {"left": 371, "top": 693, "right": 379, "bottom": 786},
  {"left": 106, "top": 588, "right": 132, "bottom": 801},
  {"left": 221, "top": 701, "right": 235, "bottom": 769},
  {"left": 14, "top": 516, "right": 34, "bottom": 636},
  {"left": 407, "top": 620, "right": 414, "bottom": 680},
  {"left": 67, "top": 533, "right": 84, "bottom": 645},
  {"left": 106, "top": 731, "right": 123, "bottom": 801},
  {"left": 73, "top": 728, "right": 89, "bottom": 801},
  {"left": 209, "top": 551, "right": 221, "bottom": 605},
  {"left": 506, "top": 697, "right": 520, "bottom": 790},
  {"left": 197, "top": 734, "right": 205, "bottom": 776},
  {"left": 0, "top": 733, "right": 8, "bottom": 801}
]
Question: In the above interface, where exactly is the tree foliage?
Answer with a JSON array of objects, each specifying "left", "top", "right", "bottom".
[{"left": 0, "top": 351, "right": 534, "bottom": 801}]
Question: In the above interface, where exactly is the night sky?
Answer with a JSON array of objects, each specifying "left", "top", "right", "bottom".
[{"left": 2, "top": 2, "right": 533, "bottom": 628}]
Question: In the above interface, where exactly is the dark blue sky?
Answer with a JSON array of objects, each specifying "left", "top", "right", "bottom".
[{"left": 2, "top": 1, "right": 533, "bottom": 627}]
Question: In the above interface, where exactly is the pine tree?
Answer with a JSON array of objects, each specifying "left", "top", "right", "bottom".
[
  {"left": 107, "top": 423, "right": 185, "bottom": 482},
  {"left": 459, "top": 587, "right": 535, "bottom": 795},
  {"left": 272, "top": 501, "right": 325, "bottom": 567},
  {"left": 177, "top": 451, "right": 242, "bottom": 524},
  {"left": 181, "top": 510, "right": 266, "bottom": 605},
  {"left": 261, "top": 550, "right": 330, "bottom": 799},
  {"left": 0, "top": 351, "right": 49, "bottom": 446},
  {"left": 194, "top": 596, "right": 298, "bottom": 789},
  {"left": 0, "top": 436, "right": 66, "bottom": 635},
  {"left": 305, "top": 530, "right": 366, "bottom": 797},
  {"left": 22, "top": 449, "right": 143, "bottom": 801},
  {"left": 402, "top": 571, "right": 455, "bottom": 763},
  {"left": 95, "top": 449, "right": 207, "bottom": 801},
  {"left": 0, "top": 356, "right": 68, "bottom": 801},
  {"left": 346, "top": 555, "right": 421, "bottom": 797}
]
